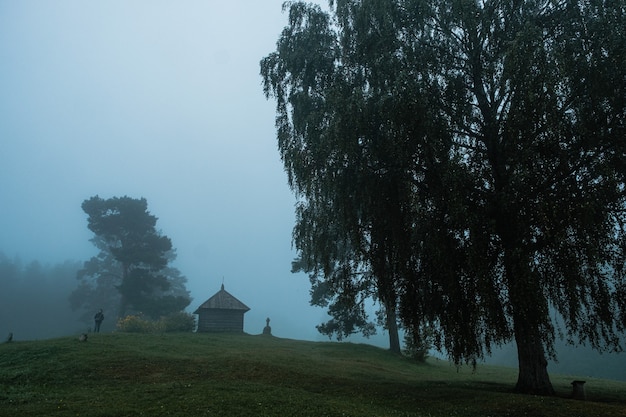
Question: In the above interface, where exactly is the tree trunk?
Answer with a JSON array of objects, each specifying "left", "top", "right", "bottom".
[
  {"left": 386, "top": 302, "right": 401, "bottom": 354},
  {"left": 117, "top": 262, "right": 130, "bottom": 319},
  {"left": 500, "top": 217, "right": 555, "bottom": 395},
  {"left": 117, "top": 294, "right": 128, "bottom": 319},
  {"left": 513, "top": 318, "right": 555, "bottom": 395},
  {"left": 508, "top": 272, "right": 555, "bottom": 395}
]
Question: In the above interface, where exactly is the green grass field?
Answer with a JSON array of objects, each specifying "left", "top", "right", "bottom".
[{"left": 0, "top": 332, "right": 624, "bottom": 416}]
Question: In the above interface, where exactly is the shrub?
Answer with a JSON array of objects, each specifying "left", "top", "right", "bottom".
[
  {"left": 117, "top": 315, "right": 162, "bottom": 333},
  {"left": 116, "top": 312, "right": 195, "bottom": 333},
  {"left": 160, "top": 311, "right": 195, "bottom": 332},
  {"left": 403, "top": 327, "right": 432, "bottom": 363}
]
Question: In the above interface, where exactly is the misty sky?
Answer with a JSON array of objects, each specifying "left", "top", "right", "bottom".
[
  {"left": 2, "top": 1, "right": 626, "bottom": 382},
  {"left": 0, "top": 0, "right": 383, "bottom": 344}
]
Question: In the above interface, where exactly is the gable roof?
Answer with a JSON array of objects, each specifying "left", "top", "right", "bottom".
[{"left": 193, "top": 284, "right": 250, "bottom": 313}]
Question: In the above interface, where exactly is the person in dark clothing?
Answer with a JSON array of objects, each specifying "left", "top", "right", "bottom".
[{"left": 94, "top": 309, "right": 104, "bottom": 333}]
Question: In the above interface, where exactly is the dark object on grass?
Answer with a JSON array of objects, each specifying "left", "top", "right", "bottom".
[
  {"left": 79, "top": 333, "right": 88, "bottom": 342},
  {"left": 263, "top": 317, "right": 272, "bottom": 335},
  {"left": 5, "top": 332, "right": 12, "bottom": 343},
  {"left": 571, "top": 380, "right": 586, "bottom": 400},
  {"left": 94, "top": 309, "right": 104, "bottom": 333}
]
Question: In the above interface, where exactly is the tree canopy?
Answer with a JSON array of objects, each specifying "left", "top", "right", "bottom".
[
  {"left": 77, "top": 196, "right": 191, "bottom": 320},
  {"left": 261, "top": 0, "right": 625, "bottom": 394}
]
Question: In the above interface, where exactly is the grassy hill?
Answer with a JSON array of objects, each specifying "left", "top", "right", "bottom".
[{"left": 0, "top": 333, "right": 624, "bottom": 417}]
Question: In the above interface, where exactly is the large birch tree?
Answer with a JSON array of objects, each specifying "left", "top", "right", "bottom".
[{"left": 262, "top": 0, "right": 625, "bottom": 394}]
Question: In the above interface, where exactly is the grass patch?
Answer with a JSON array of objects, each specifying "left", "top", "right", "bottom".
[{"left": 0, "top": 333, "right": 624, "bottom": 416}]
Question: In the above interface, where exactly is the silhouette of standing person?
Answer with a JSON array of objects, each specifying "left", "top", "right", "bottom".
[{"left": 94, "top": 309, "right": 104, "bottom": 333}]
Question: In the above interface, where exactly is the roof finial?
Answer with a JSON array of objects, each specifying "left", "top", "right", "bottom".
[{"left": 221, "top": 276, "right": 224, "bottom": 291}]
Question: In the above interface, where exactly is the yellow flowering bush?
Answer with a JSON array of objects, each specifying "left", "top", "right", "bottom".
[
  {"left": 116, "top": 315, "right": 162, "bottom": 333},
  {"left": 116, "top": 312, "right": 195, "bottom": 333}
]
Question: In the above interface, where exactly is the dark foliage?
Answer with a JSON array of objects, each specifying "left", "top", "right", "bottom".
[
  {"left": 261, "top": 0, "right": 625, "bottom": 394},
  {"left": 76, "top": 196, "right": 191, "bottom": 320}
]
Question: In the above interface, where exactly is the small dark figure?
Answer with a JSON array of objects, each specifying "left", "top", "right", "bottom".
[
  {"left": 5, "top": 332, "right": 12, "bottom": 343},
  {"left": 572, "top": 380, "right": 586, "bottom": 400},
  {"left": 262, "top": 317, "right": 272, "bottom": 335},
  {"left": 79, "top": 333, "right": 88, "bottom": 342},
  {"left": 94, "top": 309, "right": 104, "bottom": 333}
]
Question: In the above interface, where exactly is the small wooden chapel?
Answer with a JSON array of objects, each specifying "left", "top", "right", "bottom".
[{"left": 193, "top": 284, "right": 250, "bottom": 333}]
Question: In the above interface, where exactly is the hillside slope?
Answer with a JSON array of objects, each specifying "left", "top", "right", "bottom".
[{"left": 0, "top": 333, "right": 624, "bottom": 417}]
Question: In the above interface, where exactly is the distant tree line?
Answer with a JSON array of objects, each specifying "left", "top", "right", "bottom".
[{"left": 0, "top": 253, "right": 84, "bottom": 339}]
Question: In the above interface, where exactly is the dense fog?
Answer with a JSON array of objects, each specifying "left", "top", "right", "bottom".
[
  {"left": 1, "top": 247, "right": 623, "bottom": 381},
  {"left": 0, "top": 0, "right": 331, "bottom": 345},
  {"left": 0, "top": 254, "right": 86, "bottom": 340},
  {"left": 0, "top": 0, "right": 624, "bottom": 384}
]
